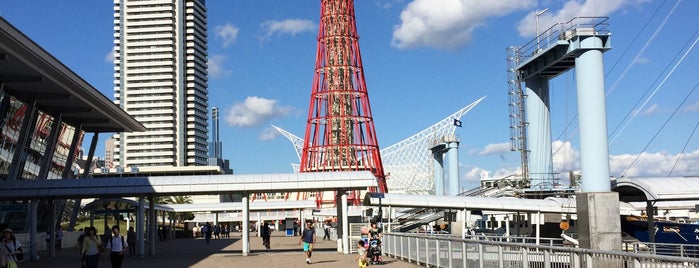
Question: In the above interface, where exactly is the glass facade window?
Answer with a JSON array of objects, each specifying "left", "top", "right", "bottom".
[{"left": 0, "top": 93, "right": 81, "bottom": 180}]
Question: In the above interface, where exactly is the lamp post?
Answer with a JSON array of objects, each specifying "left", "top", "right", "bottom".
[{"left": 536, "top": 8, "right": 549, "bottom": 51}]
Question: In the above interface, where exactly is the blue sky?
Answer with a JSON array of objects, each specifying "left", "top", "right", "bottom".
[{"left": 1, "top": 0, "right": 698, "bottom": 190}]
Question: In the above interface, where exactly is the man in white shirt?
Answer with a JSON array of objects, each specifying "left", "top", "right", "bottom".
[{"left": 106, "top": 225, "right": 128, "bottom": 268}]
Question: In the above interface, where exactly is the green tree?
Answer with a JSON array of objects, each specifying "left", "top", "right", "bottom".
[{"left": 162, "top": 195, "right": 194, "bottom": 224}]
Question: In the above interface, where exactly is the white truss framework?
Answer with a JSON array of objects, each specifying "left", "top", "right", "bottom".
[{"left": 275, "top": 96, "right": 485, "bottom": 194}]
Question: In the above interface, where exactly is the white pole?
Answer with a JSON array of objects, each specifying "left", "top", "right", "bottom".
[
  {"left": 242, "top": 193, "right": 250, "bottom": 256},
  {"left": 535, "top": 211, "right": 541, "bottom": 245},
  {"left": 462, "top": 209, "right": 469, "bottom": 239},
  {"left": 342, "top": 193, "right": 349, "bottom": 254},
  {"left": 536, "top": 8, "right": 549, "bottom": 51},
  {"left": 257, "top": 212, "right": 261, "bottom": 237}
]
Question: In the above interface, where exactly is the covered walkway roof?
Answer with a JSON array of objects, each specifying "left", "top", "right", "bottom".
[
  {"left": 363, "top": 193, "right": 638, "bottom": 215},
  {"left": 363, "top": 193, "right": 566, "bottom": 213},
  {"left": 82, "top": 198, "right": 317, "bottom": 213},
  {"left": 160, "top": 200, "right": 318, "bottom": 213},
  {"left": 612, "top": 177, "right": 699, "bottom": 202},
  {"left": 0, "top": 171, "right": 378, "bottom": 201},
  {"left": 0, "top": 17, "right": 144, "bottom": 133}
]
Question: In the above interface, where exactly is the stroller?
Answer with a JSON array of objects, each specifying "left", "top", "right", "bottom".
[{"left": 367, "top": 239, "right": 383, "bottom": 265}]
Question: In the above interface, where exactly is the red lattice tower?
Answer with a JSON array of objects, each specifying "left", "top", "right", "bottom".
[{"left": 300, "top": 0, "right": 388, "bottom": 200}]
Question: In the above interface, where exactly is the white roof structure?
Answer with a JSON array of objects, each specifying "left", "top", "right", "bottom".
[
  {"left": 628, "top": 201, "right": 699, "bottom": 211},
  {"left": 161, "top": 200, "right": 317, "bottom": 212},
  {"left": 0, "top": 171, "right": 377, "bottom": 200},
  {"left": 363, "top": 193, "right": 638, "bottom": 215},
  {"left": 613, "top": 177, "right": 699, "bottom": 202},
  {"left": 274, "top": 96, "right": 486, "bottom": 194},
  {"left": 364, "top": 193, "right": 563, "bottom": 213}
]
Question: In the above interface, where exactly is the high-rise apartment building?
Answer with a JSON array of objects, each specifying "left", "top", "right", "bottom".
[
  {"left": 112, "top": 0, "right": 209, "bottom": 167},
  {"left": 105, "top": 137, "right": 115, "bottom": 168}
]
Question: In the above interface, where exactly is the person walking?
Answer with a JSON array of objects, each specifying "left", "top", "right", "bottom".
[
  {"left": 81, "top": 226, "right": 102, "bottom": 268},
  {"left": 106, "top": 225, "right": 128, "bottom": 268},
  {"left": 298, "top": 221, "right": 316, "bottom": 264},
  {"left": 1, "top": 228, "right": 22, "bottom": 268},
  {"left": 55, "top": 226, "right": 63, "bottom": 251},
  {"left": 213, "top": 224, "right": 220, "bottom": 239},
  {"left": 126, "top": 227, "right": 136, "bottom": 256},
  {"left": 260, "top": 222, "right": 271, "bottom": 250},
  {"left": 202, "top": 222, "right": 212, "bottom": 244},
  {"left": 368, "top": 222, "right": 382, "bottom": 241},
  {"left": 323, "top": 221, "right": 331, "bottom": 240},
  {"left": 355, "top": 240, "right": 368, "bottom": 268}
]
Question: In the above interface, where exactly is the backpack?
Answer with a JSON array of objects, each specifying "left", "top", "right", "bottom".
[{"left": 108, "top": 236, "right": 125, "bottom": 252}]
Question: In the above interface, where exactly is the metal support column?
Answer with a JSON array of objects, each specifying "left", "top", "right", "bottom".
[
  {"left": 37, "top": 115, "right": 62, "bottom": 179},
  {"left": 137, "top": 197, "right": 145, "bottom": 258},
  {"left": 646, "top": 201, "right": 655, "bottom": 243},
  {"left": 575, "top": 36, "right": 611, "bottom": 192},
  {"left": 341, "top": 192, "right": 349, "bottom": 254},
  {"left": 335, "top": 191, "right": 344, "bottom": 252},
  {"left": 524, "top": 77, "right": 552, "bottom": 187},
  {"left": 67, "top": 125, "right": 86, "bottom": 231},
  {"left": 29, "top": 201, "right": 38, "bottom": 260},
  {"left": 8, "top": 101, "right": 38, "bottom": 180},
  {"left": 48, "top": 198, "right": 56, "bottom": 257},
  {"left": 446, "top": 140, "right": 460, "bottom": 195},
  {"left": 257, "top": 212, "right": 261, "bottom": 237},
  {"left": 432, "top": 150, "right": 444, "bottom": 195},
  {"left": 242, "top": 192, "right": 250, "bottom": 256},
  {"left": 148, "top": 196, "right": 156, "bottom": 256}
]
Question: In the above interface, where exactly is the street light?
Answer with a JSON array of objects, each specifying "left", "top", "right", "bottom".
[{"left": 536, "top": 8, "right": 549, "bottom": 51}]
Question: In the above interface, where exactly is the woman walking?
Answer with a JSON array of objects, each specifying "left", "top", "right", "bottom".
[
  {"left": 81, "top": 227, "right": 102, "bottom": 268},
  {"left": 1, "top": 228, "right": 22, "bottom": 268}
]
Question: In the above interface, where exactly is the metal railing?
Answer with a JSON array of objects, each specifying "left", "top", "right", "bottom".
[
  {"left": 623, "top": 241, "right": 699, "bottom": 258},
  {"left": 464, "top": 234, "right": 565, "bottom": 246},
  {"left": 517, "top": 17, "right": 609, "bottom": 63},
  {"left": 384, "top": 233, "right": 699, "bottom": 268}
]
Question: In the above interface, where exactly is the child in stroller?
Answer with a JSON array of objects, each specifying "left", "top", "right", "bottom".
[{"left": 368, "top": 238, "right": 383, "bottom": 264}]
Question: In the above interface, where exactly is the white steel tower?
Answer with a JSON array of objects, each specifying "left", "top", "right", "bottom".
[{"left": 112, "top": 0, "right": 209, "bottom": 167}]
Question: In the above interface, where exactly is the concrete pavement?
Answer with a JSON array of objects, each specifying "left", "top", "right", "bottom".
[{"left": 20, "top": 232, "right": 418, "bottom": 268}]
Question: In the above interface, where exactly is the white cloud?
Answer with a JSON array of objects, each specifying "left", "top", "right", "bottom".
[
  {"left": 225, "top": 96, "right": 298, "bottom": 127},
  {"left": 375, "top": 0, "right": 404, "bottom": 9},
  {"left": 517, "top": 0, "right": 648, "bottom": 37},
  {"left": 462, "top": 166, "right": 490, "bottom": 184},
  {"left": 641, "top": 103, "right": 659, "bottom": 116},
  {"left": 215, "top": 23, "right": 240, "bottom": 48},
  {"left": 462, "top": 147, "right": 699, "bottom": 190},
  {"left": 261, "top": 19, "right": 315, "bottom": 38},
  {"left": 105, "top": 48, "right": 117, "bottom": 63},
  {"left": 682, "top": 100, "right": 699, "bottom": 113},
  {"left": 552, "top": 141, "right": 699, "bottom": 178},
  {"left": 208, "top": 54, "right": 232, "bottom": 78},
  {"left": 552, "top": 140, "right": 580, "bottom": 171},
  {"left": 461, "top": 165, "right": 521, "bottom": 189},
  {"left": 258, "top": 126, "right": 282, "bottom": 141},
  {"left": 634, "top": 57, "right": 650, "bottom": 65},
  {"left": 479, "top": 142, "right": 511, "bottom": 156},
  {"left": 392, "top": 0, "right": 535, "bottom": 50},
  {"left": 610, "top": 149, "right": 699, "bottom": 177}
]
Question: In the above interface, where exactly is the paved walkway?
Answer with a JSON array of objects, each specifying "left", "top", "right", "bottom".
[{"left": 21, "top": 232, "right": 418, "bottom": 268}]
